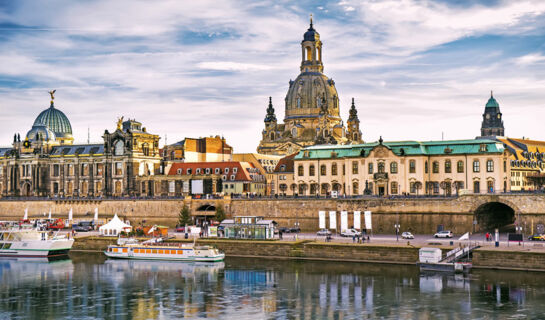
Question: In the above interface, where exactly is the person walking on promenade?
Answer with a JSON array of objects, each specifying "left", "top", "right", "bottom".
[
  {"left": 485, "top": 232, "right": 490, "bottom": 242},
  {"left": 352, "top": 235, "right": 356, "bottom": 243},
  {"left": 279, "top": 230, "right": 283, "bottom": 240}
]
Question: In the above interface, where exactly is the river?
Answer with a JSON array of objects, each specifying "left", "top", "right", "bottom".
[{"left": 0, "top": 253, "right": 544, "bottom": 319}]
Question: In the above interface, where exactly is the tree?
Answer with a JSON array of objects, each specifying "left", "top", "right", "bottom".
[
  {"left": 414, "top": 181, "right": 422, "bottom": 195},
  {"left": 178, "top": 205, "right": 191, "bottom": 226},
  {"left": 527, "top": 173, "right": 545, "bottom": 190},
  {"left": 215, "top": 204, "right": 226, "bottom": 223}
]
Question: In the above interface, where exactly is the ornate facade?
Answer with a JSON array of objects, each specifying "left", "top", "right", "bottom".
[
  {"left": 0, "top": 93, "right": 161, "bottom": 198},
  {"left": 257, "top": 20, "right": 362, "bottom": 156}
]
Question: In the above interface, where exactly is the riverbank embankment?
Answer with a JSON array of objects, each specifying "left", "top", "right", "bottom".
[{"left": 73, "top": 236, "right": 545, "bottom": 272}]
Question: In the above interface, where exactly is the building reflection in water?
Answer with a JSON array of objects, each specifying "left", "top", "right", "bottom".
[{"left": 0, "top": 255, "right": 545, "bottom": 319}]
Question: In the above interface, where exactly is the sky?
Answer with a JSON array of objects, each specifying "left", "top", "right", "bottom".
[{"left": 1, "top": 0, "right": 545, "bottom": 152}]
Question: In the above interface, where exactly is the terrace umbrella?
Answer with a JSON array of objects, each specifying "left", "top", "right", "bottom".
[
  {"left": 48, "top": 209, "right": 52, "bottom": 220},
  {"left": 94, "top": 208, "right": 98, "bottom": 222},
  {"left": 23, "top": 208, "right": 28, "bottom": 220},
  {"left": 68, "top": 208, "right": 73, "bottom": 222}
]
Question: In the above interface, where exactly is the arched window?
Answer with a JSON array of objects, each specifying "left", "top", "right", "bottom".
[
  {"left": 368, "top": 163, "right": 373, "bottom": 174},
  {"left": 270, "top": 132, "right": 275, "bottom": 140},
  {"left": 320, "top": 165, "right": 326, "bottom": 176},
  {"left": 298, "top": 165, "right": 304, "bottom": 176},
  {"left": 445, "top": 160, "right": 451, "bottom": 173},
  {"left": 331, "top": 163, "right": 338, "bottom": 176},
  {"left": 291, "top": 127, "right": 297, "bottom": 137},
  {"left": 409, "top": 160, "right": 416, "bottom": 173},
  {"left": 432, "top": 161, "right": 439, "bottom": 173},
  {"left": 114, "top": 140, "right": 124, "bottom": 156},
  {"left": 457, "top": 161, "right": 464, "bottom": 173},
  {"left": 390, "top": 162, "right": 398, "bottom": 174},
  {"left": 306, "top": 46, "right": 312, "bottom": 60},
  {"left": 142, "top": 143, "right": 149, "bottom": 157},
  {"left": 352, "top": 181, "right": 359, "bottom": 195},
  {"left": 425, "top": 161, "right": 428, "bottom": 174},
  {"left": 378, "top": 162, "right": 385, "bottom": 173},
  {"left": 309, "top": 165, "right": 315, "bottom": 176},
  {"left": 474, "top": 180, "right": 480, "bottom": 193},
  {"left": 297, "top": 97, "right": 301, "bottom": 108}
]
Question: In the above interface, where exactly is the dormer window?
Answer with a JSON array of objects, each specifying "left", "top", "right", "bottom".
[
  {"left": 225, "top": 168, "right": 229, "bottom": 174},
  {"left": 230, "top": 175, "right": 236, "bottom": 181},
  {"left": 205, "top": 168, "right": 211, "bottom": 174},
  {"left": 233, "top": 168, "right": 238, "bottom": 173},
  {"left": 215, "top": 168, "right": 220, "bottom": 174},
  {"left": 177, "top": 169, "right": 182, "bottom": 175},
  {"left": 187, "top": 168, "right": 192, "bottom": 174},
  {"left": 196, "top": 168, "right": 201, "bottom": 174}
]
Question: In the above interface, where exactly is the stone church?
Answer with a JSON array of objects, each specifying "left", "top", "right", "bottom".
[{"left": 257, "top": 19, "right": 362, "bottom": 155}]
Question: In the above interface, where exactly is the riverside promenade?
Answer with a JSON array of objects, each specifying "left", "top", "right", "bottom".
[{"left": 72, "top": 231, "right": 545, "bottom": 272}]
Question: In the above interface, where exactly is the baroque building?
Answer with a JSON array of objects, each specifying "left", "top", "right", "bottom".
[
  {"left": 257, "top": 19, "right": 362, "bottom": 156},
  {"left": 0, "top": 92, "right": 161, "bottom": 198}
]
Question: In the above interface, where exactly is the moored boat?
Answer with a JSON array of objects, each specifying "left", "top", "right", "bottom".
[
  {"left": 104, "top": 239, "right": 225, "bottom": 262},
  {"left": 0, "top": 228, "right": 74, "bottom": 258}
]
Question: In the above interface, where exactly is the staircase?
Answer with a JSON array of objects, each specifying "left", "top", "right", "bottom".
[{"left": 441, "top": 244, "right": 480, "bottom": 263}]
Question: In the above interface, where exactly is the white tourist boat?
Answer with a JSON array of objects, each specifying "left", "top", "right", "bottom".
[
  {"left": 104, "top": 238, "right": 225, "bottom": 262},
  {"left": 0, "top": 228, "right": 74, "bottom": 258}
]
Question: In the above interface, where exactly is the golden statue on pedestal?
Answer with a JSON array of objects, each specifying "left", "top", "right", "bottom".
[{"left": 117, "top": 116, "right": 124, "bottom": 130}]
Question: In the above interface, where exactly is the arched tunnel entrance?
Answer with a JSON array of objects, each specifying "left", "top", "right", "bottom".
[
  {"left": 474, "top": 202, "right": 515, "bottom": 232},
  {"left": 194, "top": 204, "right": 216, "bottom": 226}
]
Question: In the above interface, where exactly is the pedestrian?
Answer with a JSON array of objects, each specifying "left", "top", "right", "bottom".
[
  {"left": 352, "top": 235, "right": 355, "bottom": 243},
  {"left": 485, "top": 232, "right": 489, "bottom": 242},
  {"left": 279, "top": 230, "right": 283, "bottom": 240},
  {"left": 367, "top": 236, "right": 370, "bottom": 242}
]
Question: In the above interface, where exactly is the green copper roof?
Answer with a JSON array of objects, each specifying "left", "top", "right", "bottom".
[
  {"left": 294, "top": 139, "right": 504, "bottom": 160},
  {"left": 485, "top": 95, "right": 499, "bottom": 108},
  {"left": 33, "top": 102, "right": 73, "bottom": 138}
]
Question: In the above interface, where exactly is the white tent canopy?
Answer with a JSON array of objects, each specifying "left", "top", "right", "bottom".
[{"left": 99, "top": 214, "right": 132, "bottom": 236}]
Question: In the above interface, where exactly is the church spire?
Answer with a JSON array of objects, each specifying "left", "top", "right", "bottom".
[{"left": 264, "top": 97, "right": 277, "bottom": 122}]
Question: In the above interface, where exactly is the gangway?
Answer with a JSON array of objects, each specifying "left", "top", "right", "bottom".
[{"left": 440, "top": 244, "right": 480, "bottom": 263}]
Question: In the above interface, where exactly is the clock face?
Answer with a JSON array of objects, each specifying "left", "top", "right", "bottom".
[
  {"left": 497, "top": 114, "right": 501, "bottom": 119},
  {"left": 352, "top": 124, "right": 356, "bottom": 129},
  {"left": 486, "top": 114, "right": 490, "bottom": 119}
]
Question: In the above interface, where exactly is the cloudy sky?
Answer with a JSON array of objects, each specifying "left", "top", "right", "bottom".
[{"left": 1, "top": 0, "right": 545, "bottom": 152}]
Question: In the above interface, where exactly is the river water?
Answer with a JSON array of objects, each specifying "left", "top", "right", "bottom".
[{"left": 0, "top": 253, "right": 544, "bottom": 319}]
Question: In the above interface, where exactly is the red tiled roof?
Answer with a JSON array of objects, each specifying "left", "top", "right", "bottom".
[
  {"left": 274, "top": 153, "right": 297, "bottom": 173},
  {"left": 168, "top": 161, "right": 258, "bottom": 181}
]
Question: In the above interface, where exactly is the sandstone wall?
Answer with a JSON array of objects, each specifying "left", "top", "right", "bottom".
[{"left": 1, "top": 194, "right": 545, "bottom": 234}]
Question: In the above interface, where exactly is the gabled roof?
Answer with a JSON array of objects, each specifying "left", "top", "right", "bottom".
[
  {"left": 167, "top": 161, "right": 261, "bottom": 182},
  {"left": 274, "top": 153, "right": 297, "bottom": 173}
]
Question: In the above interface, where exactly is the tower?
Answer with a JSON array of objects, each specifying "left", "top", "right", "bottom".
[
  {"left": 480, "top": 91, "right": 505, "bottom": 138},
  {"left": 263, "top": 97, "right": 278, "bottom": 141},
  {"left": 300, "top": 16, "right": 323, "bottom": 73},
  {"left": 347, "top": 98, "right": 362, "bottom": 142}
]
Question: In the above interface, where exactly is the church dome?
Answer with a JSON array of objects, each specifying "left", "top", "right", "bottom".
[
  {"left": 34, "top": 102, "right": 73, "bottom": 138},
  {"left": 303, "top": 22, "right": 319, "bottom": 42},
  {"left": 285, "top": 72, "right": 340, "bottom": 120},
  {"left": 26, "top": 123, "right": 56, "bottom": 142},
  {"left": 485, "top": 96, "right": 499, "bottom": 108}
]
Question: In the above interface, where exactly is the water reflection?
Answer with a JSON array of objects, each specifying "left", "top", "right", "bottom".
[{"left": 0, "top": 254, "right": 544, "bottom": 319}]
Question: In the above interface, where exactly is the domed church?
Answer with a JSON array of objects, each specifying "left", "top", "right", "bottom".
[
  {"left": 25, "top": 90, "right": 74, "bottom": 146},
  {"left": 257, "top": 18, "right": 362, "bottom": 155}
]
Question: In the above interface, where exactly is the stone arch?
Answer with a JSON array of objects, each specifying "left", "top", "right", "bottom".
[
  {"left": 21, "top": 182, "right": 31, "bottom": 196},
  {"left": 196, "top": 204, "right": 216, "bottom": 212},
  {"left": 472, "top": 199, "right": 518, "bottom": 232}
]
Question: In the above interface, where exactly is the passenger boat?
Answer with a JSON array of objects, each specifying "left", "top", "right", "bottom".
[
  {"left": 104, "top": 238, "right": 225, "bottom": 262},
  {"left": 0, "top": 228, "right": 74, "bottom": 258}
]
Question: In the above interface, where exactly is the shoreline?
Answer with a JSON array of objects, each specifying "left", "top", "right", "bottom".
[{"left": 71, "top": 236, "right": 545, "bottom": 272}]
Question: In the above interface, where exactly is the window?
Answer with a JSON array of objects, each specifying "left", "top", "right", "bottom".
[
  {"left": 215, "top": 168, "right": 220, "bottom": 174},
  {"left": 115, "top": 163, "right": 122, "bottom": 175},
  {"left": 425, "top": 161, "right": 428, "bottom": 174},
  {"left": 487, "top": 180, "right": 494, "bottom": 193},
  {"left": 96, "top": 163, "right": 103, "bottom": 176},
  {"left": 332, "top": 163, "right": 338, "bottom": 175},
  {"left": 53, "top": 164, "right": 60, "bottom": 177},
  {"left": 473, "top": 160, "right": 480, "bottom": 173},
  {"left": 187, "top": 168, "right": 192, "bottom": 174},
  {"left": 368, "top": 163, "right": 373, "bottom": 174},
  {"left": 196, "top": 168, "right": 201, "bottom": 174},
  {"left": 433, "top": 182, "right": 439, "bottom": 194},
  {"left": 352, "top": 161, "right": 358, "bottom": 174},
  {"left": 225, "top": 168, "right": 229, "bottom": 174},
  {"left": 233, "top": 168, "right": 238, "bottom": 173},
  {"left": 444, "top": 160, "right": 451, "bottom": 173},
  {"left": 298, "top": 165, "right": 304, "bottom": 176},
  {"left": 343, "top": 164, "right": 346, "bottom": 175},
  {"left": 457, "top": 161, "right": 464, "bottom": 173},
  {"left": 309, "top": 165, "right": 315, "bottom": 176},
  {"left": 503, "top": 160, "right": 506, "bottom": 172},
  {"left": 409, "top": 160, "right": 416, "bottom": 173},
  {"left": 474, "top": 181, "right": 480, "bottom": 193},
  {"left": 230, "top": 175, "right": 236, "bottom": 181},
  {"left": 432, "top": 161, "right": 439, "bottom": 174},
  {"left": 114, "top": 140, "right": 124, "bottom": 156},
  {"left": 205, "top": 168, "right": 211, "bottom": 174},
  {"left": 391, "top": 182, "right": 398, "bottom": 194},
  {"left": 177, "top": 169, "right": 182, "bottom": 174},
  {"left": 410, "top": 182, "right": 416, "bottom": 193},
  {"left": 320, "top": 165, "right": 326, "bottom": 176},
  {"left": 142, "top": 143, "right": 150, "bottom": 157},
  {"left": 68, "top": 164, "right": 75, "bottom": 176},
  {"left": 81, "top": 163, "right": 89, "bottom": 176},
  {"left": 390, "top": 162, "right": 398, "bottom": 174},
  {"left": 487, "top": 160, "right": 494, "bottom": 172},
  {"left": 352, "top": 181, "right": 359, "bottom": 195},
  {"left": 378, "top": 162, "right": 385, "bottom": 173}
]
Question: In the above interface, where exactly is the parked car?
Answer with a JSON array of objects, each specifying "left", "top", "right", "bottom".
[
  {"left": 277, "top": 227, "right": 290, "bottom": 234},
  {"left": 175, "top": 225, "right": 186, "bottom": 233},
  {"left": 401, "top": 232, "right": 414, "bottom": 239},
  {"left": 72, "top": 221, "right": 94, "bottom": 232},
  {"left": 317, "top": 229, "right": 332, "bottom": 236},
  {"left": 528, "top": 234, "right": 545, "bottom": 241},
  {"left": 434, "top": 230, "right": 453, "bottom": 238},
  {"left": 340, "top": 228, "right": 361, "bottom": 237}
]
